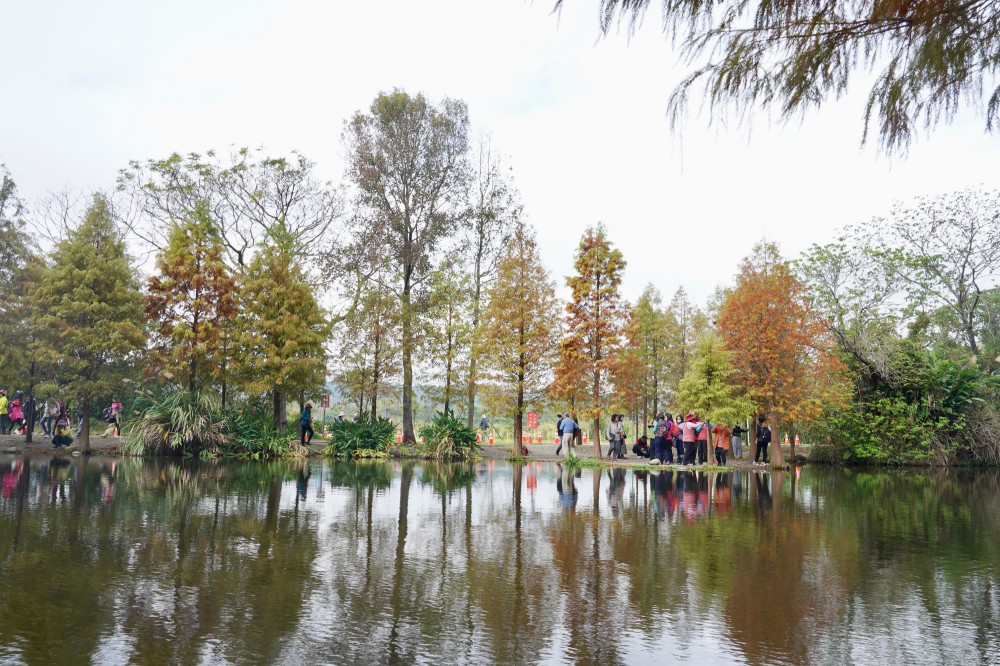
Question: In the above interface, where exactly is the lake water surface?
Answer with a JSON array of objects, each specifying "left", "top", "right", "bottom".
[{"left": 0, "top": 455, "right": 998, "bottom": 665}]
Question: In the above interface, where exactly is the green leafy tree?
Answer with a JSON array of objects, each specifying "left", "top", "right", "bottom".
[
  {"left": 32, "top": 194, "right": 146, "bottom": 451},
  {"left": 676, "top": 334, "right": 754, "bottom": 426},
  {"left": 860, "top": 188, "right": 1000, "bottom": 360},
  {"left": 145, "top": 200, "right": 239, "bottom": 396},
  {"left": 421, "top": 258, "right": 472, "bottom": 414},
  {"left": 344, "top": 89, "right": 470, "bottom": 443},
  {"left": 566, "top": 0, "right": 1000, "bottom": 153},
  {"left": 239, "top": 227, "right": 330, "bottom": 428},
  {"left": 629, "top": 285, "right": 671, "bottom": 423},
  {"left": 463, "top": 135, "right": 519, "bottom": 428},
  {"left": 479, "top": 224, "right": 558, "bottom": 455},
  {"left": 556, "top": 223, "right": 629, "bottom": 456},
  {"left": 332, "top": 266, "right": 401, "bottom": 418}
]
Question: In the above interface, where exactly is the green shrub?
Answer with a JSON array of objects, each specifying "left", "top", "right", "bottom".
[
  {"left": 324, "top": 413, "right": 395, "bottom": 457},
  {"left": 226, "top": 408, "right": 298, "bottom": 458},
  {"left": 418, "top": 410, "right": 480, "bottom": 460},
  {"left": 121, "top": 391, "right": 228, "bottom": 456}
]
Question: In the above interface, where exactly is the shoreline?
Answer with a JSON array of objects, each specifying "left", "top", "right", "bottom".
[{"left": 0, "top": 434, "right": 976, "bottom": 468}]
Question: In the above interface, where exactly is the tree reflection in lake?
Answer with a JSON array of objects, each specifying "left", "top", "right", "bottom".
[{"left": 1, "top": 456, "right": 999, "bottom": 665}]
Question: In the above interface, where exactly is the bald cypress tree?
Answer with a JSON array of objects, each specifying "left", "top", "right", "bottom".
[
  {"left": 32, "top": 194, "right": 146, "bottom": 451},
  {"left": 239, "top": 227, "right": 330, "bottom": 428},
  {"left": 146, "top": 201, "right": 239, "bottom": 396}
]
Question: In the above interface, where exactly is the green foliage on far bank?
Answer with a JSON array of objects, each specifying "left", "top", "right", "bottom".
[
  {"left": 419, "top": 410, "right": 480, "bottom": 460},
  {"left": 324, "top": 413, "right": 395, "bottom": 457}
]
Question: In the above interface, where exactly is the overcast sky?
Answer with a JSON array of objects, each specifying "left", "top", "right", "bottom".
[{"left": 4, "top": 0, "right": 999, "bottom": 306}]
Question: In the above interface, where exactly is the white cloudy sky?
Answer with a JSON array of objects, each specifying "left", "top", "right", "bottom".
[{"left": 4, "top": 0, "right": 998, "bottom": 306}]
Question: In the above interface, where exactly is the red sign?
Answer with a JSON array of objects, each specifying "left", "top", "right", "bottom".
[
  {"left": 322, "top": 394, "right": 331, "bottom": 408},
  {"left": 527, "top": 412, "right": 538, "bottom": 429}
]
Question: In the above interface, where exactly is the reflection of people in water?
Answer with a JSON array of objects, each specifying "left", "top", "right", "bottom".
[
  {"left": 297, "top": 465, "right": 311, "bottom": 501},
  {"left": 754, "top": 472, "right": 772, "bottom": 511},
  {"left": 651, "top": 470, "right": 676, "bottom": 518},
  {"left": 556, "top": 463, "right": 577, "bottom": 512},
  {"left": 606, "top": 468, "right": 626, "bottom": 516},
  {"left": 714, "top": 472, "right": 733, "bottom": 515}
]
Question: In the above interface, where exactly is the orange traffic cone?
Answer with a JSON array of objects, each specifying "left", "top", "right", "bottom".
[
  {"left": 476, "top": 433, "right": 482, "bottom": 443},
  {"left": 488, "top": 433, "right": 494, "bottom": 445},
  {"left": 794, "top": 434, "right": 800, "bottom": 447},
  {"left": 535, "top": 435, "right": 542, "bottom": 443},
  {"left": 522, "top": 434, "right": 527, "bottom": 444},
  {"left": 396, "top": 430, "right": 403, "bottom": 443},
  {"left": 583, "top": 431, "right": 589, "bottom": 444},
  {"left": 784, "top": 433, "right": 790, "bottom": 446},
  {"left": 553, "top": 435, "right": 559, "bottom": 444}
]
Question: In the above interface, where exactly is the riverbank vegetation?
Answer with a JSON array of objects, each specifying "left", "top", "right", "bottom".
[{"left": 1, "top": 93, "right": 997, "bottom": 464}]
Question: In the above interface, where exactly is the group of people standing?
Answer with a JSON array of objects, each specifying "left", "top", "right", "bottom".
[{"left": 635, "top": 413, "right": 773, "bottom": 466}]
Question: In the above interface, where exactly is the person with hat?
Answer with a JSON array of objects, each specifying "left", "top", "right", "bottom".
[
  {"left": 682, "top": 413, "right": 702, "bottom": 465},
  {"left": 336, "top": 411, "right": 347, "bottom": 423},
  {"left": 300, "top": 403, "right": 314, "bottom": 445},
  {"left": 0, "top": 390, "right": 8, "bottom": 435}
]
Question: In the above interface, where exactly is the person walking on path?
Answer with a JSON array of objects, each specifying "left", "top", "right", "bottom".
[
  {"left": 754, "top": 417, "right": 772, "bottom": 465},
  {"left": 41, "top": 397, "right": 57, "bottom": 437},
  {"left": 0, "top": 390, "right": 8, "bottom": 435},
  {"left": 300, "top": 403, "right": 314, "bottom": 445},
  {"left": 555, "top": 413, "right": 564, "bottom": 455},
  {"left": 8, "top": 393, "right": 26, "bottom": 435},
  {"left": 607, "top": 414, "right": 626, "bottom": 459},
  {"left": 652, "top": 412, "right": 676, "bottom": 463},
  {"left": 712, "top": 422, "right": 732, "bottom": 466},
  {"left": 560, "top": 412, "right": 578, "bottom": 459},
  {"left": 731, "top": 423, "right": 745, "bottom": 458}
]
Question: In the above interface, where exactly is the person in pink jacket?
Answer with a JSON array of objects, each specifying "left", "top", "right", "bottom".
[{"left": 682, "top": 413, "right": 699, "bottom": 464}]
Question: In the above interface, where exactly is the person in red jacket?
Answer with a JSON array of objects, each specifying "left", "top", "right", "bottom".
[{"left": 695, "top": 414, "right": 709, "bottom": 465}]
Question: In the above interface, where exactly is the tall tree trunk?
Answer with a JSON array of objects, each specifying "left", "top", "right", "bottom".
[
  {"left": 81, "top": 396, "right": 91, "bottom": 454},
  {"left": 443, "top": 330, "right": 453, "bottom": 413},
  {"left": 401, "top": 282, "right": 415, "bottom": 443},
  {"left": 273, "top": 391, "right": 286, "bottom": 430},
  {"left": 25, "top": 363, "right": 35, "bottom": 443},
  {"left": 513, "top": 371, "right": 524, "bottom": 457},
  {"left": 592, "top": 369, "right": 602, "bottom": 458},
  {"left": 465, "top": 273, "right": 483, "bottom": 429}
]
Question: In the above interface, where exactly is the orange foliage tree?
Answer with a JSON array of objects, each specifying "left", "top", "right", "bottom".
[
  {"left": 553, "top": 224, "right": 629, "bottom": 457},
  {"left": 717, "top": 242, "right": 849, "bottom": 462}
]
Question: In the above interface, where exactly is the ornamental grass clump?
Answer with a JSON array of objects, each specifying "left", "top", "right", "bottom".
[
  {"left": 324, "top": 413, "right": 395, "bottom": 457},
  {"left": 121, "top": 390, "right": 228, "bottom": 456},
  {"left": 419, "top": 410, "right": 480, "bottom": 460}
]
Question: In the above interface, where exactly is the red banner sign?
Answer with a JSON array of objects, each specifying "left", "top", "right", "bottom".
[{"left": 527, "top": 412, "right": 538, "bottom": 429}]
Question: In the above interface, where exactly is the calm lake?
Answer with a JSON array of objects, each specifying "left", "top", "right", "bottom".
[{"left": 0, "top": 455, "right": 997, "bottom": 665}]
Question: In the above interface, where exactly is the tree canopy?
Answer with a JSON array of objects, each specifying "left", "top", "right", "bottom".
[{"left": 563, "top": 0, "right": 1000, "bottom": 153}]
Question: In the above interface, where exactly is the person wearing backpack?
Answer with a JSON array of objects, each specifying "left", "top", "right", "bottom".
[
  {"left": 652, "top": 412, "right": 676, "bottom": 463},
  {"left": 300, "top": 403, "right": 314, "bottom": 445},
  {"left": 754, "top": 417, "right": 772, "bottom": 465}
]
